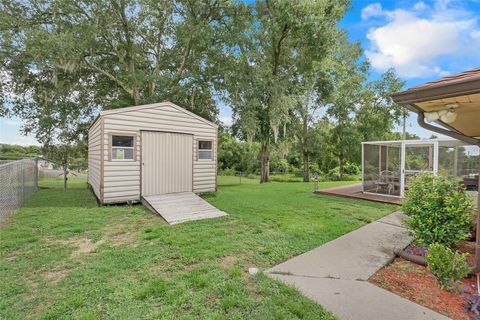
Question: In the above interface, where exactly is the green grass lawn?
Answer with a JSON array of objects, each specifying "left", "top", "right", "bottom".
[{"left": 0, "top": 177, "right": 397, "bottom": 319}]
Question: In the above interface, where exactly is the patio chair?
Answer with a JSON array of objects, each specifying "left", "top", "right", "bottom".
[{"left": 374, "top": 170, "right": 399, "bottom": 195}]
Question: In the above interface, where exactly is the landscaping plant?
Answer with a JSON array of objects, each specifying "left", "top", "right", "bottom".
[
  {"left": 425, "top": 243, "right": 470, "bottom": 291},
  {"left": 402, "top": 173, "right": 475, "bottom": 247}
]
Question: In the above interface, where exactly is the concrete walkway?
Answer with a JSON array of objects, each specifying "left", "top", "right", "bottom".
[{"left": 267, "top": 212, "right": 450, "bottom": 320}]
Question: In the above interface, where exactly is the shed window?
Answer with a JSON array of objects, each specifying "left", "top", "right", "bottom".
[
  {"left": 112, "top": 135, "right": 134, "bottom": 161},
  {"left": 198, "top": 140, "right": 213, "bottom": 160}
]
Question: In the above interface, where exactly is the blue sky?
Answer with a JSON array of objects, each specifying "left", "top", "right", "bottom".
[{"left": 1, "top": 0, "right": 479, "bottom": 145}]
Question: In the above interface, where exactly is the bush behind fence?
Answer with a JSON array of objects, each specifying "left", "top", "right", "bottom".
[{"left": 217, "top": 169, "right": 360, "bottom": 185}]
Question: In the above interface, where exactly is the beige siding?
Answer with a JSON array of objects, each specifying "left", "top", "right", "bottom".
[
  {"left": 101, "top": 102, "right": 217, "bottom": 203},
  {"left": 87, "top": 118, "right": 102, "bottom": 200}
]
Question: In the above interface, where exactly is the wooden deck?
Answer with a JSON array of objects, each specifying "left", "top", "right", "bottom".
[
  {"left": 315, "top": 183, "right": 402, "bottom": 205},
  {"left": 142, "top": 192, "right": 227, "bottom": 224}
]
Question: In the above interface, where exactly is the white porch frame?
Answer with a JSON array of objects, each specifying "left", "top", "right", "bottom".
[{"left": 361, "top": 138, "right": 474, "bottom": 198}]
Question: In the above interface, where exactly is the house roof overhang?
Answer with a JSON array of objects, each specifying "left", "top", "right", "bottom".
[{"left": 391, "top": 68, "right": 480, "bottom": 146}]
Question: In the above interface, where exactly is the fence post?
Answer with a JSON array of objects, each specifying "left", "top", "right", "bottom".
[
  {"left": 313, "top": 173, "right": 319, "bottom": 193},
  {"left": 34, "top": 157, "right": 38, "bottom": 191},
  {"left": 21, "top": 160, "right": 25, "bottom": 203},
  {"left": 240, "top": 171, "right": 242, "bottom": 185}
]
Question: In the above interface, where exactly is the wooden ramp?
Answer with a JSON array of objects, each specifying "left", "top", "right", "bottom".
[{"left": 142, "top": 192, "right": 227, "bottom": 224}]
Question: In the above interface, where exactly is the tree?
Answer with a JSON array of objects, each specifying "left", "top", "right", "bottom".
[
  {"left": 290, "top": 41, "right": 338, "bottom": 181},
  {"left": 1, "top": 0, "right": 246, "bottom": 178},
  {"left": 3, "top": 57, "right": 95, "bottom": 188},
  {"left": 356, "top": 69, "right": 406, "bottom": 142},
  {"left": 43, "top": 142, "right": 86, "bottom": 189},
  {"left": 291, "top": 79, "right": 325, "bottom": 182},
  {"left": 227, "top": 0, "right": 349, "bottom": 183},
  {"left": 1, "top": 0, "right": 244, "bottom": 118},
  {"left": 303, "top": 118, "right": 336, "bottom": 175},
  {"left": 217, "top": 130, "right": 259, "bottom": 173},
  {"left": 326, "top": 37, "right": 367, "bottom": 179}
]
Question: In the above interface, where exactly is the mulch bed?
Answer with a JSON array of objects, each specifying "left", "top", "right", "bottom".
[{"left": 369, "top": 242, "right": 478, "bottom": 320}]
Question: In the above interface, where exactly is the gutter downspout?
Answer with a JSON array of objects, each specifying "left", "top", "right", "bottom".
[{"left": 413, "top": 107, "right": 480, "bottom": 273}]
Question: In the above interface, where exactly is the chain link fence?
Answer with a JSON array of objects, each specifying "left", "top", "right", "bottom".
[
  {"left": 0, "top": 158, "right": 38, "bottom": 224},
  {"left": 217, "top": 170, "right": 310, "bottom": 186}
]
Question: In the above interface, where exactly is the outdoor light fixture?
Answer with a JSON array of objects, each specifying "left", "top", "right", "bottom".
[
  {"left": 424, "top": 104, "right": 459, "bottom": 124},
  {"left": 424, "top": 111, "right": 442, "bottom": 122},
  {"left": 441, "top": 109, "right": 457, "bottom": 124}
]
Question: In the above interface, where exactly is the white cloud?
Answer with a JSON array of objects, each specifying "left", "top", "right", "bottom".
[
  {"left": 471, "top": 30, "right": 480, "bottom": 40},
  {"left": 361, "top": 3, "right": 384, "bottom": 20},
  {"left": 363, "top": 1, "right": 480, "bottom": 78},
  {"left": 413, "top": 1, "right": 428, "bottom": 11}
]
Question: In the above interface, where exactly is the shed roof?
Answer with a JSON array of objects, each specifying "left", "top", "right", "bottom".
[
  {"left": 89, "top": 101, "right": 218, "bottom": 130},
  {"left": 100, "top": 101, "right": 218, "bottom": 128}
]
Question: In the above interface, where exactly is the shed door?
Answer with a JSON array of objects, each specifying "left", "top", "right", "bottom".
[{"left": 141, "top": 131, "right": 193, "bottom": 196}]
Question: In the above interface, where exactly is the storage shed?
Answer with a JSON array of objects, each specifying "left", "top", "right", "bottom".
[{"left": 87, "top": 101, "right": 218, "bottom": 205}]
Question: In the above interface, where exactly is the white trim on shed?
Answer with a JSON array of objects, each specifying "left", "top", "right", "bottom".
[{"left": 87, "top": 101, "right": 218, "bottom": 204}]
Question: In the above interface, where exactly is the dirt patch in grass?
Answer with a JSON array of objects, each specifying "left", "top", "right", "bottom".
[
  {"left": 109, "top": 232, "right": 137, "bottom": 246},
  {"left": 42, "top": 267, "right": 71, "bottom": 283},
  {"left": 70, "top": 238, "right": 102, "bottom": 256},
  {"left": 20, "top": 277, "right": 51, "bottom": 315},
  {"left": 148, "top": 264, "right": 173, "bottom": 280},
  {"left": 22, "top": 278, "right": 51, "bottom": 319},
  {"left": 220, "top": 255, "right": 237, "bottom": 269},
  {"left": 103, "top": 226, "right": 138, "bottom": 246},
  {"left": 3, "top": 250, "right": 22, "bottom": 262},
  {"left": 101, "top": 218, "right": 149, "bottom": 247},
  {"left": 369, "top": 257, "right": 475, "bottom": 320},
  {"left": 44, "top": 237, "right": 104, "bottom": 257},
  {"left": 181, "top": 260, "right": 200, "bottom": 273},
  {"left": 24, "top": 277, "right": 38, "bottom": 298}
]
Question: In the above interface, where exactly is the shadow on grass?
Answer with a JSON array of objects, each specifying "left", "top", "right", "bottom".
[{"left": 217, "top": 183, "right": 244, "bottom": 187}]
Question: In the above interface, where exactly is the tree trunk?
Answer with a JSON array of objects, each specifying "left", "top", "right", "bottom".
[
  {"left": 303, "top": 152, "right": 309, "bottom": 182},
  {"left": 339, "top": 157, "right": 344, "bottom": 180},
  {"left": 302, "top": 114, "right": 309, "bottom": 182},
  {"left": 132, "top": 88, "right": 140, "bottom": 105},
  {"left": 260, "top": 142, "right": 269, "bottom": 183},
  {"left": 63, "top": 164, "right": 68, "bottom": 189}
]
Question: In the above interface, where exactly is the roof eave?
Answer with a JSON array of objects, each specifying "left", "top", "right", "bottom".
[{"left": 391, "top": 77, "right": 480, "bottom": 104}]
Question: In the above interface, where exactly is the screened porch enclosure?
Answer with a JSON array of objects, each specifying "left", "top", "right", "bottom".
[{"left": 362, "top": 139, "right": 479, "bottom": 198}]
